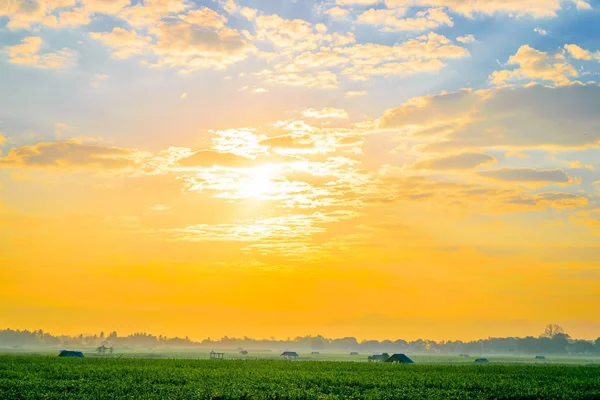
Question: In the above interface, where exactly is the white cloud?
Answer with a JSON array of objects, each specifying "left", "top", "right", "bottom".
[
  {"left": 303, "top": 108, "right": 350, "bottom": 119},
  {"left": 457, "top": 34, "right": 476, "bottom": 43}
]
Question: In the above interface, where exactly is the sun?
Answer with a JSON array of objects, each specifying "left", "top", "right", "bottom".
[{"left": 239, "top": 165, "right": 278, "bottom": 199}]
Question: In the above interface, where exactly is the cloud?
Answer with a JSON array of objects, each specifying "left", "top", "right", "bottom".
[
  {"left": 83, "top": 0, "right": 131, "bottom": 14},
  {"left": 356, "top": 7, "right": 453, "bottom": 32},
  {"left": 324, "top": 6, "right": 351, "bottom": 18},
  {"left": 534, "top": 27, "right": 548, "bottom": 36},
  {"left": 456, "top": 34, "right": 475, "bottom": 43},
  {"left": 256, "top": 70, "right": 340, "bottom": 89},
  {"left": 90, "top": 16, "right": 254, "bottom": 72},
  {"left": 0, "top": 141, "right": 140, "bottom": 169},
  {"left": 414, "top": 153, "right": 496, "bottom": 170},
  {"left": 345, "top": 90, "right": 367, "bottom": 98},
  {"left": 178, "top": 151, "right": 254, "bottom": 168},
  {"left": 489, "top": 45, "right": 577, "bottom": 86},
  {"left": 260, "top": 134, "right": 315, "bottom": 150},
  {"left": 336, "top": 0, "right": 380, "bottom": 4},
  {"left": 90, "top": 28, "right": 153, "bottom": 59},
  {"left": 117, "top": 0, "right": 190, "bottom": 28},
  {"left": 383, "top": 0, "right": 591, "bottom": 18},
  {"left": 302, "top": 108, "right": 349, "bottom": 119},
  {"left": 564, "top": 44, "right": 593, "bottom": 60},
  {"left": 381, "top": 84, "right": 600, "bottom": 150},
  {"left": 4, "top": 36, "right": 77, "bottom": 69},
  {"left": 478, "top": 168, "right": 570, "bottom": 183},
  {"left": 151, "top": 21, "right": 255, "bottom": 72},
  {"left": 180, "top": 7, "right": 227, "bottom": 28}
]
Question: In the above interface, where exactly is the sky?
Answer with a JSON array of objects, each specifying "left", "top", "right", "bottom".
[{"left": 1, "top": 0, "right": 600, "bottom": 342}]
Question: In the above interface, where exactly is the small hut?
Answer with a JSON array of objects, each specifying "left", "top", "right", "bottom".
[
  {"left": 535, "top": 355, "right": 546, "bottom": 360},
  {"left": 209, "top": 351, "right": 225, "bottom": 360},
  {"left": 350, "top": 352, "right": 359, "bottom": 355},
  {"left": 239, "top": 350, "right": 249, "bottom": 355},
  {"left": 459, "top": 353, "right": 469, "bottom": 357},
  {"left": 311, "top": 351, "right": 320, "bottom": 355},
  {"left": 385, "top": 354, "right": 414, "bottom": 364},
  {"left": 58, "top": 350, "right": 84, "bottom": 358},
  {"left": 281, "top": 351, "right": 299, "bottom": 360},
  {"left": 474, "top": 358, "right": 489, "bottom": 363}
]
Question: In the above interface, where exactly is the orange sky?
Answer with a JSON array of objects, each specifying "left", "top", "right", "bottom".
[{"left": 1, "top": 0, "right": 600, "bottom": 341}]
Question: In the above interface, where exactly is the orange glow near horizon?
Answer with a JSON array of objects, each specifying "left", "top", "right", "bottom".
[{"left": 1, "top": 0, "right": 600, "bottom": 343}]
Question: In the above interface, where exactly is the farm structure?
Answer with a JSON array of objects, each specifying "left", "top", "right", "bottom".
[
  {"left": 210, "top": 352, "right": 225, "bottom": 360},
  {"left": 281, "top": 351, "right": 299, "bottom": 360},
  {"left": 385, "top": 354, "right": 414, "bottom": 364}
]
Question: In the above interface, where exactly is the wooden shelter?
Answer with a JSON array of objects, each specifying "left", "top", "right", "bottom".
[
  {"left": 239, "top": 350, "right": 249, "bottom": 355},
  {"left": 535, "top": 355, "right": 546, "bottom": 360},
  {"left": 350, "top": 352, "right": 359, "bottom": 355},
  {"left": 385, "top": 354, "right": 414, "bottom": 364},
  {"left": 281, "top": 351, "right": 299, "bottom": 360},
  {"left": 58, "top": 350, "right": 84, "bottom": 358},
  {"left": 311, "top": 351, "right": 320, "bottom": 355},
  {"left": 210, "top": 351, "right": 224, "bottom": 360},
  {"left": 474, "top": 358, "right": 489, "bottom": 363}
]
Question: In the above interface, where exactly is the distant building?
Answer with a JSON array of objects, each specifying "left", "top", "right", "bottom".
[
  {"left": 384, "top": 354, "right": 414, "bottom": 364},
  {"left": 350, "top": 352, "right": 359, "bottom": 355},
  {"left": 58, "top": 350, "right": 84, "bottom": 358},
  {"left": 459, "top": 354, "right": 469, "bottom": 357},
  {"left": 281, "top": 351, "right": 299, "bottom": 360},
  {"left": 239, "top": 350, "right": 249, "bottom": 355},
  {"left": 535, "top": 355, "right": 546, "bottom": 360},
  {"left": 474, "top": 358, "right": 489, "bottom": 363},
  {"left": 210, "top": 351, "right": 224, "bottom": 360},
  {"left": 311, "top": 351, "right": 320, "bottom": 355}
]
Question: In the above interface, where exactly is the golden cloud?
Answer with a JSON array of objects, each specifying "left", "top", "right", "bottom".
[{"left": 4, "top": 36, "right": 77, "bottom": 69}]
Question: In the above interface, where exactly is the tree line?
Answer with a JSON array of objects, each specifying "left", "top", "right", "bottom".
[{"left": 1, "top": 325, "right": 598, "bottom": 355}]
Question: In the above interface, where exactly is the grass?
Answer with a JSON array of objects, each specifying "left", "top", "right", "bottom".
[{"left": 1, "top": 355, "right": 599, "bottom": 399}]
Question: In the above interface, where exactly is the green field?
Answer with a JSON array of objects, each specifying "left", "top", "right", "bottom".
[{"left": 1, "top": 356, "right": 599, "bottom": 399}]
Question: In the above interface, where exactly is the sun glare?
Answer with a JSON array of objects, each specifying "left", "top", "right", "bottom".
[{"left": 239, "top": 165, "right": 278, "bottom": 199}]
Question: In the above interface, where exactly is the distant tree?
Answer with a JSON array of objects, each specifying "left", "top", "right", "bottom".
[
  {"left": 541, "top": 324, "right": 567, "bottom": 339},
  {"left": 310, "top": 336, "right": 325, "bottom": 351}
]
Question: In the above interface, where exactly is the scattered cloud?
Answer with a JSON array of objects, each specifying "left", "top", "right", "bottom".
[
  {"left": 0, "top": 141, "right": 142, "bottom": 170},
  {"left": 356, "top": 7, "right": 453, "bottom": 32},
  {"left": 4, "top": 36, "right": 76, "bottom": 69},
  {"left": 302, "top": 108, "right": 349, "bottom": 119},
  {"left": 489, "top": 45, "right": 577, "bottom": 86},
  {"left": 478, "top": 168, "right": 571, "bottom": 183},
  {"left": 413, "top": 153, "right": 496, "bottom": 170},
  {"left": 345, "top": 90, "right": 367, "bottom": 98},
  {"left": 89, "top": 28, "right": 152, "bottom": 59},
  {"left": 457, "top": 34, "right": 476, "bottom": 43},
  {"left": 380, "top": 84, "right": 600, "bottom": 150}
]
